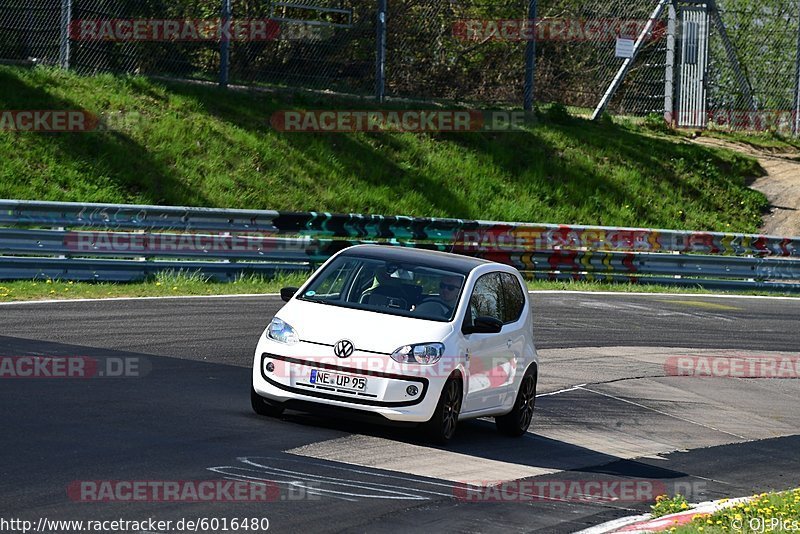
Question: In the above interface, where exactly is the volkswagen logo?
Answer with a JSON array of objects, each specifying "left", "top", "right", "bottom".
[{"left": 334, "top": 339, "right": 355, "bottom": 358}]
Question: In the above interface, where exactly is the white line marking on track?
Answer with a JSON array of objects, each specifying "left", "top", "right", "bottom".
[
  {"left": 206, "top": 456, "right": 461, "bottom": 501},
  {"left": 0, "top": 293, "right": 276, "bottom": 306},
  {"left": 578, "top": 386, "right": 748, "bottom": 440},
  {"left": 529, "top": 290, "right": 800, "bottom": 301},
  {"left": 220, "top": 464, "right": 445, "bottom": 499},
  {"left": 238, "top": 456, "right": 460, "bottom": 493},
  {"left": 1, "top": 288, "right": 798, "bottom": 306},
  {"left": 218, "top": 475, "right": 358, "bottom": 502},
  {"left": 536, "top": 384, "right": 588, "bottom": 397}
]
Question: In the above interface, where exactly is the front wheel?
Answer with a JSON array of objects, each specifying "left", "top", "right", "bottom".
[
  {"left": 424, "top": 376, "right": 462, "bottom": 444},
  {"left": 496, "top": 368, "right": 537, "bottom": 437},
  {"left": 251, "top": 386, "right": 285, "bottom": 417}
]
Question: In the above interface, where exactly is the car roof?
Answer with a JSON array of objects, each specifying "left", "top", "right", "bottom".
[{"left": 340, "top": 244, "right": 493, "bottom": 275}]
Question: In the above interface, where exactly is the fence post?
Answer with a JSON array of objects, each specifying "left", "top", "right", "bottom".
[
  {"left": 664, "top": 0, "right": 677, "bottom": 126},
  {"left": 220, "top": 0, "right": 232, "bottom": 89},
  {"left": 794, "top": 0, "right": 800, "bottom": 136},
  {"left": 376, "top": 0, "right": 387, "bottom": 102},
  {"left": 523, "top": 0, "right": 537, "bottom": 111},
  {"left": 59, "top": 0, "right": 72, "bottom": 69}
]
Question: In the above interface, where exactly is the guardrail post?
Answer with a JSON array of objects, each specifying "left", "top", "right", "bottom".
[
  {"left": 375, "top": 0, "right": 387, "bottom": 103},
  {"left": 523, "top": 0, "right": 537, "bottom": 111},
  {"left": 220, "top": 0, "right": 232, "bottom": 89}
]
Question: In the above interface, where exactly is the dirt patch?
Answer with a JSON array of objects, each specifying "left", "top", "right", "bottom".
[{"left": 691, "top": 136, "right": 800, "bottom": 237}]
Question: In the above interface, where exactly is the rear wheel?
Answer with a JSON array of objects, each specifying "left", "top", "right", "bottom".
[
  {"left": 496, "top": 368, "right": 537, "bottom": 437},
  {"left": 424, "top": 376, "right": 462, "bottom": 444},
  {"left": 251, "top": 386, "right": 285, "bottom": 417}
]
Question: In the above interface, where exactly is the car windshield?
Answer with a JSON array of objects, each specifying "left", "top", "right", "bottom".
[{"left": 297, "top": 255, "right": 467, "bottom": 322}]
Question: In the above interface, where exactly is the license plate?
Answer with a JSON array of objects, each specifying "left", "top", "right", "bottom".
[{"left": 310, "top": 369, "right": 368, "bottom": 392}]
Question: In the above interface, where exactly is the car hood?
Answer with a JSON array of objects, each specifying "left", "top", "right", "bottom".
[{"left": 275, "top": 299, "right": 455, "bottom": 354}]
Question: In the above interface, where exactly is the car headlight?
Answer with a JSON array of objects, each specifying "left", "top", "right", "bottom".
[
  {"left": 267, "top": 317, "right": 299, "bottom": 345},
  {"left": 391, "top": 343, "right": 445, "bottom": 365}
]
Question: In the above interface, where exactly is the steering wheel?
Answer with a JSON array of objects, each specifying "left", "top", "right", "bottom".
[{"left": 418, "top": 297, "right": 451, "bottom": 317}]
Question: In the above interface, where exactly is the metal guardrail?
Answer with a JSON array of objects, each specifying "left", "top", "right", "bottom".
[
  {"left": 0, "top": 257, "right": 309, "bottom": 282},
  {"left": 1, "top": 199, "right": 800, "bottom": 292},
  {"left": 3, "top": 199, "right": 800, "bottom": 256}
]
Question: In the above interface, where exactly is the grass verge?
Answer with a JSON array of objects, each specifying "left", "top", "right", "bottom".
[
  {"left": 671, "top": 489, "right": 800, "bottom": 533},
  {"left": 0, "top": 65, "right": 767, "bottom": 232},
  {"left": 1, "top": 273, "right": 797, "bottom": 303},
  {"left": 0, "top": 271, "right": 308, "bottom": 302}
]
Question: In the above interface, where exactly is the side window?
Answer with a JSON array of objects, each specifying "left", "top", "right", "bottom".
[
  {"left": 501, "top": 272, "right": 526, "bottom": 324},
  {"left": 468, "top": 273, "right": 505, "bottom": 323}
]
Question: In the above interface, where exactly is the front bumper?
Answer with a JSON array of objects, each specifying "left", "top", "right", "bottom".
[{"left": 251, "top": 339, "right": 449, "bottom": 422}]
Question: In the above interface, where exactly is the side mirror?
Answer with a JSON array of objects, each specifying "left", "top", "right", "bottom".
[
  {"left": 280, "top": 287, "right": 299, "bottom": 302},
  {"left": 462, "top": 316, "right": 503, "bottom": 335}
]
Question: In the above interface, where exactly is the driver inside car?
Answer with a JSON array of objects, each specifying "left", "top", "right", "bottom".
[
  {"left": 437, "top": 275, "right": 462, "bottom": 309},
  {"left": 414, "top": 275, "right": 462, "bottom": 318}
]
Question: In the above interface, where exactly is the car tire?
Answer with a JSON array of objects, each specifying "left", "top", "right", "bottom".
[
  {"left": 424, "top": 376, "right": 462, "bottom": 445},
  {"left": 251, "top": 386, "right": 285, "bottom": 417},
  {"left": 495, "top": 367, "right": 537, "bottom": 437}
]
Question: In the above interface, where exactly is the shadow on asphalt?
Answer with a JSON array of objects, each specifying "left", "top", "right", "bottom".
[{"left": 0, "top": 334, "right": 687, "bottom": 484}]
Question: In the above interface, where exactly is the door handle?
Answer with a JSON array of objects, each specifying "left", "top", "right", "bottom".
[{"left": 507, "top": 339, "right": 512, "bottom": 348}]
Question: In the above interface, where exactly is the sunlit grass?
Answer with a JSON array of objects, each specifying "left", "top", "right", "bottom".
[
  {"left": 667, "top": 489, "right": 800, "bottom": 533},
  {"left": 0, "top": 270, "right": 308, "bottom": 302},
  {"left": 0, "top": 273, "right": 797, "bottom": 303},
  {"left": 0, "top": 65, "right": 767, "bottom": 233}
]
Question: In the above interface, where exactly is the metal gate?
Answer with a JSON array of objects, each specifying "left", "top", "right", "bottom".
[{"left": 676, "top": 4, "right": 710, "bottom": 128}]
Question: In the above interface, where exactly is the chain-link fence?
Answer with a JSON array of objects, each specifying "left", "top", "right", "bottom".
[
  {"left": 383, "top": 1, "right": 528, "bottom": 104},
  {"left": 229, "top": 1, "right": 375, "bottom": 92},
  {"left": 382, "top": 0, "right": 669, "bottom": 114},
  {"left": 0, "top": 0, "right": 63, "bottom": 67},
  {"left": 71, "top": 0, "right": 219, "bottom": 80},
  {"left": 0, "top": 0, "right": 378, "bottom": 92},
  {"left": 1, "top": 0, "right": 800, "bottom": 132},
  {"left": 707, "top": 0, "right": 800, "bottom": 132}
]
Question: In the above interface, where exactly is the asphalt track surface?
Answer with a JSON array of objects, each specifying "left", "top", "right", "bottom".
[{"left": 1, "top": 292, "right": 799, "bottom": 534}]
